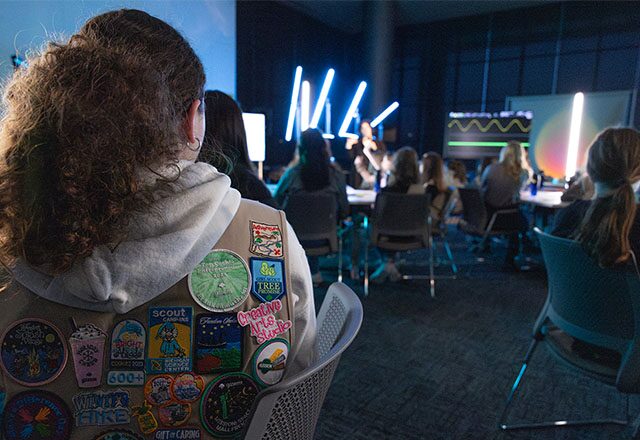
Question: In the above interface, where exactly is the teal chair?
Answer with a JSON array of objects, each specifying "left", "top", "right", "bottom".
[{"left": 499, "top": 228, "right": 640, "bottom": 434}]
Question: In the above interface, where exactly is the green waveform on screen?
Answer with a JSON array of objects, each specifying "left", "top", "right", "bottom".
[
  {"left": 448, "top": 141, "right": 530, "bottom": 147},
  {"left": 448, "top": 119, "right": 532, "bottom": 133}
]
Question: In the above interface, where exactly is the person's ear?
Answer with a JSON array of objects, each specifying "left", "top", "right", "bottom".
[{"left": 183, "top": 99, "right": 201, "bottom": 144}]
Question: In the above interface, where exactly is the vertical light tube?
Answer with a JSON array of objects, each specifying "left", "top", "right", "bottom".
[
  {"left": 301, "top": 81, "right": 311, "bottom": 132},
  {"left": 338, "top": 81, "right": 367, "bottom": 138},
  {"left": 310, "top": 69, "right": 335, "bottom": 129},
  {"left": 285, "top": 66, "right": 303, "bottom": 141},
  {"left": 565, "top": 92, "right": 584, "bottom": 180},
  {"left": 370, "top": 101, "right": 399, "bottom": 127}
]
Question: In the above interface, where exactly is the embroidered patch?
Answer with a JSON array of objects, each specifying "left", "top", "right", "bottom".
[
  {"left": 249, "top": 222, "right": 283, "bottom": 258},
  {"left": 93, "top": 430, "right": 144, "bottom": 440},
  {"left": 194, "top": 313, "right": 242, "bottom": 374},
  {"left": 69, "top": 323, "right": 107, "bottom": 388},
  {"left": 188, "top": 250, "right": 250, "bottom": 312},
  {"left": 2, "top": 391, "right": 72, "bottom": 440},
  {"left": 132, "top": 400, "right": 158, "bottom": 435},
  {"left": 144, "top": 375, "right": 174, "bottom": 407},
  {"left": 237, "top": 299, "right": 293, "bottom": 344},
  {"left": 0, "top": 318, "right": 68, "bottom": 387},
  {"left": 171, "top": 373, "right": 204, "bottom": 403},
  {"left": 158, "top": 402, "right": 191, "bottom": 427},
  {"left": 108, "top": 319, "right": 146, "bottom": 387},
  {"left": 250, "top": 257, "right": 286, "bottom": 302},
  {"left": 200, "top": 373, "right": 259, "bottom": 438},
  {"left": 154, "top": 427, "right": 201, "bottom": 440},
  {"left": 147, "top": 307, "right": 192, "bottom": 374},
  {"left": 72, "top": 389, "right": 130, "bottom": 427},
  {"left": 251, "top": 338, "right": 290, "bottom": 387}
]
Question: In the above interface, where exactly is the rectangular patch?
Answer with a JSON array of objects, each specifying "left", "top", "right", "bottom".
[
  {"left": 146, "top": 307, "right": 193, "bottom": 374},
  {"left": 237, "top": 299, "right": 292, "bottom": 344},
  {"left": 194, "top": 313, "right": 242, "bottom": 374},
  {"left": 72, "top": 389, "right": 130, "bottom": 427},
  {"left": 250, "top": 257, "right": 286, "bottom": 302},
  {"left": 154, "top": 428, "right": 201, "bottom": 440},
  {"left": 108, "top": 319, "right": 146, "bottom": 386},
  {"left": 249, "top": 221, "right": 283, "bottom": 258}
]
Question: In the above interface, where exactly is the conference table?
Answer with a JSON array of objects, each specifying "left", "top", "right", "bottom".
[{"left": 518, "top": 189, "right": 568, "bottom": 209}]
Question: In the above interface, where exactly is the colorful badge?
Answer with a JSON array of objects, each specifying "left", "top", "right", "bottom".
[
  {"left": 72, "top": 389, "right": 130, "bottom": 427},
  {"left": 154, "top": 428, "right": 201, "bottom": 440},
  {"left": 93, "top": 430, "right": 143, "bottom": 440},
  {"left": 147, "top": 307, "right": 192, "bottom": 374},
  {"left": 0, "top": 318, "right": 68, "bottom": 387},
  {"left": 2, "top": 391, "right": 72, "bottom": 440},
  {"left": 108, "top": 319, "right": 146, "bottom": 387},
  {"left": 69, "top": 323, "right": 107, "bottom": 388},
  {"left": 252, "top": 338, "right": 290, "bottom": 387},
  {"left": 171, "top": 373, "right": 204, "bottom": 403},
  {"left": 158, "top": 402, "right": 191, "bottom": 427},
  {"left": 250, "top": 257, "right": 286, "bottom": 302},
  {"left": 144, "top": 375, "right": 174, "bottom": 407},
  {"left": 237, "top": 299, "right": 293, "bottom": 344},
  {"left": 133, "top": 400, "right": 158, "bottom": 435},
  {"left": 194, "top": 314, "right": 242, "bottom": 374},
  {"left": 188, "top": 250, "right": 250, "bottom": 312},
  {"left": 200, "top": 373, "right": 259, "bottom": 438},
  {"left": 249, "top": 221, "right": 283, "bottom": 258}
]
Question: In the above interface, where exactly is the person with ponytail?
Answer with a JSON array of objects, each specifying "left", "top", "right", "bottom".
[{"left": 553, "top": 128, "right": 640, "bottom": 267}]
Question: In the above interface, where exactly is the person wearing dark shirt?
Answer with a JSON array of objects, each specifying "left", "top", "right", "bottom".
[
  {"left": 345, "top": 120, "right": 387, "bottom": 189},
  {"left": 200, "top": 90, "right": 277, "bottom": 208}
]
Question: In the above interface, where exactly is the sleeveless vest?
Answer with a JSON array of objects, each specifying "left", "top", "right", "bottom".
[{"left": 0, "top": 200, "right": 295, "bottom": 440}]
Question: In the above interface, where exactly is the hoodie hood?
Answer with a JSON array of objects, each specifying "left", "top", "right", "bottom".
[{"left": 13, "top": 161, "right": 241, "bottom": 313}]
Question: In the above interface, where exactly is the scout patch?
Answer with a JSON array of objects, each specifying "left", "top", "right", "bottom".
[
  {"left": 237, "top": 299, "right": 293, "bottom": 344},
  {"left": 251, "top": 338, "right": 290, "bottom": 387},
  {"left": 93, "top": 430, "right": 144, "bottom": 440},
  {"left": 147, "top": 307, "right": 192, "bottom": 374},
  {"left": 72, "top": 389, "right": 130, "bottom": 427},
  {"left": 250, "top": 257, "right": 286, "bottom": 302},
  {"left": 200, "top": 373, "right": 259, "bottom": 438},
  {"left": 69, "top": 323, "right": 107, "bottom": 388},
  {"left": 132, "top": 400, "right": 158, "bottom": 435},
  {"left": 108, "top": 319, "right": 146, "bottom": 387},
  {"left": 249, "top": 221, "right": 283, "bottom": 258},
  {"left": 0, "top": 318, "right": 67, "bottom": 387},
  {"left": 2, "top": 391, "right": 72, "bottom": 440},
  {"left": 158, "top": 402, "right": 191, "bottom": 427},
  {"left": 188, "top": 250, "right": 250, "bottom": 312},
  {"left": 145, "top": 375, "right": 174, "bottom": 407},
  {"left": 154, "top": 427, "right": 201, "bottom": 440},
  {"left": 194, "top": 313, "right": 242, "bottom": 374},
  {"left": 171, "top": 373, "right": 204, "bottom": 403}
]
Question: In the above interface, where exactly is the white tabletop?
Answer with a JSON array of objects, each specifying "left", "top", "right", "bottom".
[
  {"left": 519, "top": 190, "right": 568, "bottom": 209},
  {"left": 347, "top": 186, "right": 377, "bottom": 206}
]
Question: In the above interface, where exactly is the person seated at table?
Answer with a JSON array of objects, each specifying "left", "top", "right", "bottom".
[
  {"left": 561, "top": 171, "right": 595, "bottom": 202},
  {"left": 553, "top": 128, "right": 640, "bottom": 264},
  {"left": 421, "top": 152, "right": 448, "bottom": 219},
  {"left": 473, "top": 157, "right": 497, "bottom": 187},
  {"left": 371, "top": 147, "right": 423, "bottom": 283},
  {"left": 481, "top": 141, "right": 528, "bottom": 268},
  {"left": 346, "top": 120, "right": 387, "bottom": 189},
  {"left": 275, "top": 128, "right": 349, "bottom": 284},
  {"left": 200, "top": 90, "right": 277, "bottom": 208}
]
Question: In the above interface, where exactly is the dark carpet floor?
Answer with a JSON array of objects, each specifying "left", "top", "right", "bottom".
[{"left": 311, "top": 229, "right": 639, "bottom": 440}]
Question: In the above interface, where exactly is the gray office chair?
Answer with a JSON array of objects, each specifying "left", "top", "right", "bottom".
[
  {"left": 284, "top": 191, "right": 345, "bottom": 281},
  {"left": 499, "top": 228, "right": 640, "bottom": 434},
  {"left": 242, "top": 282, "right": 364, "bottom": 440},
  {"left": 368, "top": 192, "right": 438, "bottom": 297},
  {"left": 428, "top": 188, "right": 458, "bottom": 276}
]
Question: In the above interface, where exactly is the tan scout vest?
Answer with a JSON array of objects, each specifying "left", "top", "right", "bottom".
[{"left": 0, "top": 200, "right": 295, "bottom": 440}]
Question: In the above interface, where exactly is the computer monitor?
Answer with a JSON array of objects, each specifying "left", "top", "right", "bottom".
[{"left": 242, "top": 112, "right": 266, "bottom": 162}]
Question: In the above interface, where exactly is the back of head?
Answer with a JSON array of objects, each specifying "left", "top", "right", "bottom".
[
  {"left": 201, "top": 90, "right": 250, "bottom": 173},
  {"left": 298, "top": 128, "right": 330, "bottom": 191},
  {"left": 499, "top": 141, "right": 523, "bottom": 181},
  {"left": 575, "top": 128, "right": 640, "bottom": 266},
  {"left": 389, "top": 147, "right": 419, "bottom": 188},
  {"left": 0, "top": 9, "right": 205, "bottom": 273},
  {"left": 422, "top": 152, "right": 446, "bottom": 191},
  {"left": 448, "top": 160, "right": 468, "bottom": 185}
]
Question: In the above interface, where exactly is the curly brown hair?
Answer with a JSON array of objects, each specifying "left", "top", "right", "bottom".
[{"left": 0, "top": 9, "right": 205, "bottom": 274}]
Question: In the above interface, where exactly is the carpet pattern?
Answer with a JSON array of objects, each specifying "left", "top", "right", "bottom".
[{"left": 312, "top": 229, "right": 638, "bottom": 440}]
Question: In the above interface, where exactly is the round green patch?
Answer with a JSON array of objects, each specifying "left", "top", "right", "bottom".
[{"left": 188, "top": 250, "right": 251, "bottom": 312}]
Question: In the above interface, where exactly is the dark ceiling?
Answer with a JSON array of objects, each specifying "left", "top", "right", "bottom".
[{"left": 282, "top": 0, "right": 549, "bottom": 33}]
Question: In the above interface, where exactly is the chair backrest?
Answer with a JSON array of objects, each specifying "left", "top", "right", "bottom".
[
  {"left": 431, "top": 188, "right": 454, "bottom": 227},
  {"left": 371, "top": 192, "right": 430, "bottom": 238},
  {"left": 457, "top": 187, "right": 488, "bottom": 232},
  {"left": 242, "top": 282, "right": 363, "bottom": 440},
  {"left": 284, "top": 191, "right": 338, "bottom": 245},
  {"left": 535, "top": 228, "right": 640, "bottom": 351}
]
